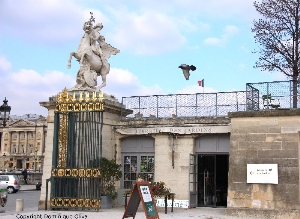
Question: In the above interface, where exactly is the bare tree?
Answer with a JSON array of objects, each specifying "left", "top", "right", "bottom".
[{"left": 252, "top": 0, "right": 300, "bottom": 107}]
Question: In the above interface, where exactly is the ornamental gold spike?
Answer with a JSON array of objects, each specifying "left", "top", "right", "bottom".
[
  {"left": 79, "top": 92, "right": 83, "bottom": 102},
  {"left": 92, "top": 92, "right": 97, "bottom": 102},
  {"left": 85, "top": 92, "right": 90, "bottom": 102}
]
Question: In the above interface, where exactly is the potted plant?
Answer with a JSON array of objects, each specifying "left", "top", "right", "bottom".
[{"left": 91, "top": 157, "right": 122, "bottom": 208}]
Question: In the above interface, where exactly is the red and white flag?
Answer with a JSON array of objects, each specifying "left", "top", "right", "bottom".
[{"left": 198, "top": 79, "right": 204, "bottom": 87}]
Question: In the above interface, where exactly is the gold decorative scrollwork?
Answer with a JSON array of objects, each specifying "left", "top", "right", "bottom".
[
  {"left": 58, "top": 169, "right": 64, "bottom": 177},
  {"left": 51, "top": 168, "right": 101, "bottom": 178},
  {"left": 84, "top": 199, "right": 91, "bottom": 207},
  {"left": 72, "top": 169, "right": 78, "bottom": 177},
  {"left": 79, "top": 169, "right": 85, "bottom": 177},
  {"left": 56, "top": 198, "right": 63, "bottom": 207},
  {"left": 70, "top": 199, "right": 77, "bottom": 207},
  {"left": 65, "top": 169, "right": 71, "bottom": 177},
  {"left": 51, "top": 198, "right": 100, "bottom": 208},
  {"left": 63, "top": 199, "right": 70, "bottom": 207},
  {"left": 86, "top": 169, "right": 91, "bottom": 177},
  {"left": 77, "top": 199, "right": 84, "bottom": 207},
  {"left": 51, "top": 168, "right": 58, "bottom": 177}
]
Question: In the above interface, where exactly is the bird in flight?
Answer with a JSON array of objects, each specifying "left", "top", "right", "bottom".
[{"left": 178, "top": 64, "right": 196, "bottom": 80}]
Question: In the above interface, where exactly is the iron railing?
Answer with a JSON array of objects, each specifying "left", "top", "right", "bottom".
[
  {"left": 246, "top": 80, "right": 300, "bottom": 110},
  {"left": 121, "top": 80, "right": 300, "bottom": 120},
  {"left": 121, "top": 91, "right": 247, "bottom": 119}
]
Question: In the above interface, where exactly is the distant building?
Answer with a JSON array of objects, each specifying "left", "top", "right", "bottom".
[{"left": 0, "top": 114, "right": 47, "bottom": 172}]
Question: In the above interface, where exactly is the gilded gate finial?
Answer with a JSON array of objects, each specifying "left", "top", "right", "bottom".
[{"left": 55, "top": 88, "right": 104, "bottom": 112}]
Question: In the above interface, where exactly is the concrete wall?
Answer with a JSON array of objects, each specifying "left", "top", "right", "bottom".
[{"left": 226, "top": 110, "right": 300, "bottom": 219}]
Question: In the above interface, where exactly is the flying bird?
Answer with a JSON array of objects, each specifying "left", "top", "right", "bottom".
[{"left": 178, "top": 64, "right": 196, "bottom": 80}]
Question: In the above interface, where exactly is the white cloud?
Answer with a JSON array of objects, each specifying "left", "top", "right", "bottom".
[
  {"left": 108, "top": 8, "right": 186, "bottom": 55},
  {"left": 1, "top": 68, "right": 75, "bottom": 116},
  {"left": 0, "top": 0, "right": 107, "bottom": 44},
  {"left": 0, "top": 56, "right": 12, "bottom": 72},
  {"left": 105, "top": 68, "right": 165, "bottom": 101},
  {"left": 0, "top": 65, "right": 168, "bottom": 116},
  {"left": 204, "top": 25, "right": 239, "bottom": 46},
  {"left": 204, "top": 37, "right": 222, "bottom": 46}
]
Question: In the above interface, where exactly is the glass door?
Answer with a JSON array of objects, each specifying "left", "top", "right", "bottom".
[
  {"left": 198, "top": 155, "right": 216, "bottom": 207},
  {"left": 189, "top": 154, "right": 197, "bottom": 208}
]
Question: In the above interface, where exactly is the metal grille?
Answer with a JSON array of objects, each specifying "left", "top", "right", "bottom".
[
  {"left": 50, "top": 89, "right": 104, "bottom": 211},
  {"left": 121, "top": 91, "right": 247, "bottom": 119},
  {"left": 246, "top": 80, "right": 300, "bottom": 110}
]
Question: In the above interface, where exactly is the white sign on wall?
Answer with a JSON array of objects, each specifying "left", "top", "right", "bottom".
[
  {"left": 247, "top": 164, "right": 278, "bottom": 184},
  {"left": 155, "top": 199, "right": 189, "bottom": 208}
]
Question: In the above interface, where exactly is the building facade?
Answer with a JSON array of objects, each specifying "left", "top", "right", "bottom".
[
  {"left": 0, "top": 114, "right": 47, "bottom": 172},
  {"left": 38, "top": 87, "right": 300, "bottom": 218}
]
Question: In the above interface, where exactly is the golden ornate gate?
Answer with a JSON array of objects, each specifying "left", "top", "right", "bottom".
[{"left": 50, "top": 88, "right": 104, "bottom": 210}]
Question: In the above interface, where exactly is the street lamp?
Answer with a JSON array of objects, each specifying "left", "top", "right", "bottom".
[
  {"left": 2, "top": 153, "right": 6, "bottom": 171},
  {"left": 0, "top": 97, "right": 11, "bottom": 127}
]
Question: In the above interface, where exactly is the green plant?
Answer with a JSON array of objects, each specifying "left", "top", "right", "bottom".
[
  {"left": 90, "top": 157, "right": 122, "bottom": 200},
  {"left": 150, "top": 181, "right": 173, "bottom": 198}
]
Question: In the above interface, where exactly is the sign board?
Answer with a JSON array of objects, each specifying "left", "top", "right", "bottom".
[
  {"left": 247, "top": 164, "right": 278, "bottom": 184},
  {"left": 122, "top": 182, "right": 159, "bottom": 219},
  {"left": 156, "top": 199, "right": 189, "bottom": 208}
]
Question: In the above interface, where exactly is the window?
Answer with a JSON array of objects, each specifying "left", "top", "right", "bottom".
[
  {"left": 13, "top": 132, "right": 17, "bottom": 139},
  {"left": 13, "top": 145, "right": 17, "bottom": 153},
  {"left": 29, "top": 132, "right": 34, "bottom": 138},
  {"left": 123, "top": 156, "right": 137, "bottom": 189},
  {"left": 0, "top": 176, "right": 9, "bottom": 181},
  {"left": 123, "top": 155, "right": 155, "bottom": 189},
  {"left": 140, "top": 155, "right": 154, "bottom": 182},
  {"left": 29, "top": 145, "right": 33, "bottom": 153},
  {"left": 21, "top": 145, "right": 25, "bottom": 153},
  {"left": 21, "top": 132, "right": 25, "bottom": 139},
  {"left": 121, "top": 136, "right": 155, "bottom": 189}
]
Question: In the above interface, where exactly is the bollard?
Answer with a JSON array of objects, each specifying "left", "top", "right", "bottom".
[{"left": 16, "top": 199, "right": 24, "bottom": 212}]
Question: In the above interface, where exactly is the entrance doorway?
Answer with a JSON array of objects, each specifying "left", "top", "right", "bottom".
[{"left": 198, "top": 154, "right": 228, "bottom": 207}]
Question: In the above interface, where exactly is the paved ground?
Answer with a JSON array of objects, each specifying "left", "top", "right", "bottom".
[
  {"left": 2, "top": 207, "right": 255, "bottom": 219},
  {"left": 1, "top": 185, "right": 255, "bottom": 219}
]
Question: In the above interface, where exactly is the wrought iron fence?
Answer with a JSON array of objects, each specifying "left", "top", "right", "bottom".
[
  {"left": 246, "top": 80, "right": 300, "bottom": 110},
  {"left": 121, "top": 91, "right": 247, "bottom": 119}
]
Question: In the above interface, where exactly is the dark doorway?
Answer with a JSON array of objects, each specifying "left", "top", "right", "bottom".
[{"left": 198, "top": 154, "right": 228, "bottom": 207}]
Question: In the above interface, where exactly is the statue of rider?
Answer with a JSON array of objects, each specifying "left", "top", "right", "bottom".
[{"left": 67, "top": 12, "right": 119, "bottom": 91}]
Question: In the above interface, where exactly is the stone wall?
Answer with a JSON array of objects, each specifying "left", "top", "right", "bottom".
[
  {"left": 116, "top": 117, "right": 230, "bottom": 200},
  {"left": 226, "top": 109, "right": 300, "bottom": 219}
]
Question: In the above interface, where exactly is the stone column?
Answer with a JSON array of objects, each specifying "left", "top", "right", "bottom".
[{"left": 25, "top": 131, "right": 28, "bottom": 154}]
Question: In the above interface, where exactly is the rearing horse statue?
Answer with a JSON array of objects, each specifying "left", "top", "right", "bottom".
[{"left": 67, "top": 15, "right": 119, "bottom": 91}]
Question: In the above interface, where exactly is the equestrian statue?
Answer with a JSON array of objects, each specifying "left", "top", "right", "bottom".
[{"left": 68, "top": 12, "right": 120, "bottom": 91}]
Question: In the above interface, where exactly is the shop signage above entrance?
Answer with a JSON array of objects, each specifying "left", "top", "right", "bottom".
[
  {"left": 247, "top": 164, "right": 278, "bottom": 184},
  {"left": 117, "top": 125, "right": 230, "bottom": 135}
]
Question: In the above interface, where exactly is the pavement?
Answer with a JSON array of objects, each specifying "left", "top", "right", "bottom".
[{"left": 1, "top": 185, "right": 255, "bottom": 219}]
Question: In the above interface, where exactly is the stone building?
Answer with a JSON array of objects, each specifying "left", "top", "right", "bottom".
[
  {"left": 38, "top": 81, "right": 300, "bottom": 218},
  {"left": 0, "top": 114, "right": 47, "bottom": 172}
]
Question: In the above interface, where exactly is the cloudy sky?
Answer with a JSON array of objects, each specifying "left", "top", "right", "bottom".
[{"left": 0, "top": 0, "right": 286, "bottom": 116}]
